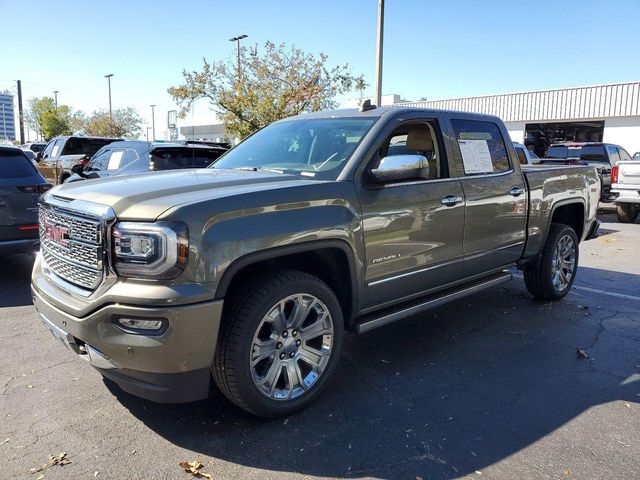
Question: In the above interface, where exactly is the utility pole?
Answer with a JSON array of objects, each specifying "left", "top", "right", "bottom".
[
  {"left": 105, "top": 74, "right": 114, "bottom": 119},
  {"left": 150, "top": 105, "right": 156, "bottom": 141},
  {"left": 17, "top": 80, "right": 25, "bottom": 144},
  {"left": 374, "top": 0, "right": 384, "bottom": 106},
  {"left": 229, "top": 34, "right": 248, "bottom": 79},
  {"left": 53, "top": 90, "right": 59, "bottom": 109}
]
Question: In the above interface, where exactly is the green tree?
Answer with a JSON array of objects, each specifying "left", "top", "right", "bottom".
[
  {"left": 83, "top": 107, "right": 142, "bottom": 138},
  {"left": 354, "top": 75, "right": 368, "bottom": 104},
  {"left": 26, "top": 97, "right": 72, "bottom": 140},
  {"left": 168, "top": 41, "right": 359, "bottom": 139}
]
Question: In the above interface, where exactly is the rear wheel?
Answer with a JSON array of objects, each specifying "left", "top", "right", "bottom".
[
  {"left": 524, "top": 224, "right": 579, "bottom": 301},
  {"left": 212, "top": 270, "right": 343, "bottom": 417},
  {"left": 616, "top": 203, "right": 638, "bottom": 223}
]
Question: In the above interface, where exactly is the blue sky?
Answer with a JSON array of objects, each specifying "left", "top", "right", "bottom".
[{"left": 1, "top": 0, "right": 639, "bottom": 139}]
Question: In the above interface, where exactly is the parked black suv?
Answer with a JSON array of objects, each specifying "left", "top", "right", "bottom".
[
  {"left": 36, "top": 136, "right": 121, "bottom": 185},
  {"left": 66, "top": 141, "right": 228, "bottom": 183},
  {"left": 541, "top": 142, "right": 633, "bottom": 201}
]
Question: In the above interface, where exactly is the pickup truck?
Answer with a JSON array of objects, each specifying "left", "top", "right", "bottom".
[
  {"left": 611, "top": 159, "right": 640, "bottom": 223},
  {"left": 541, "top": 142, "right": 634, "bottom": 201},
  {"left": 31, "top": 106, "right": 601, "bottom": 417}
]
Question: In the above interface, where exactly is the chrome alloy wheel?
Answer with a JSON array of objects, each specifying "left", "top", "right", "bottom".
[
  {"left": 551, "top": 234, "right": 576, "bottom": 291},
  {"left": 250, "top": 294, "right": 334, "bottom": 400}
]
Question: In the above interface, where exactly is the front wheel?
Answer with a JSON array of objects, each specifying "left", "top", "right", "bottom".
[
  {"left": 616, "top": 203, "right": 638, "bottom": 223},
  {"left": 212, "top": 270, "right": 344, "bottom": 417},
  {"left": 524, "top": 224, "right": 579, "bottom": 301}
]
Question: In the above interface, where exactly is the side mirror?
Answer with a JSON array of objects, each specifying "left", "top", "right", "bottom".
[
  {"left": 35, "top": 151, "right": 43, "bottom": 162},
  {"left": 71, "top": 164, "right": 84, "bottom": 175},
  {"left": 369, "top": 154, "right": 430, "bottom": 184}
]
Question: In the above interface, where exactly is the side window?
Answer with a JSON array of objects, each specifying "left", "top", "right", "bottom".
[
  {"left": 515, "top": 147, "right": 528, "bottom": 165},
  {"left": 618, "top": 148, "right": 632, "bottom": 162},
  {"left": 51, "top": 139, "right": 63, "bottom": 158},
  {"left": 606, "top": 146, "right": 621, "bottom": 165},
  {"left": 373, "top": 121, "right": 444, "bottom": 180},
  {"left": 41, "top": 140, "right": 55, "bottom": 159},
  {"left": 88, "top": 149, "right": 111, "bottom": 170},
  {"left": 451, "top": 119, "right": 511, "bottom": 174}
]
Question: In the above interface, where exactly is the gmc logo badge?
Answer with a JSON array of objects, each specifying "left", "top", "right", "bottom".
[{"left": 44, "top": 222, "right": 70, "bottom": 248}]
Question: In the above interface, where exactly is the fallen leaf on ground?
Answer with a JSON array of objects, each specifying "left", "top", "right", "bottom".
[
  {"left": 563, "top": 467, "right": 572, "bottom": 476},
  {"left": 32, "top": 452, "right": 72, "bottom": 473},
  {"left": 179, "top": 461, "right": 212, "bottom": 479},
  {"left": 577, "top": 305, "right": 589, "bottom": 310},
  {"left": 576, "top": 349, "right": 589, "bottom": 359}
]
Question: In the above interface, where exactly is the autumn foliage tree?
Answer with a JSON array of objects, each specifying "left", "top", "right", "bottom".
[{"left": 168, "top": 42, "right": 359, "bottom": 139}]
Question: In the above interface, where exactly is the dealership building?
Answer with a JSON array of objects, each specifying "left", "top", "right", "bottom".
[{"left": 397, "top": 81, "right": 640, "bottom": 156}]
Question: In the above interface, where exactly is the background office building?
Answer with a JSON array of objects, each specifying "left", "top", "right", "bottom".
[
  {"left": 0, "top": 91, "right": 16, "bottom": 141},
  {"left": 397, "top": 81, "right": 640, "bottom": 156}
]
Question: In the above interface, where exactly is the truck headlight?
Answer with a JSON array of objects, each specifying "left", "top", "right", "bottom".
[{"left": 112, "top": 222, "right": 188, "bottom": 279}]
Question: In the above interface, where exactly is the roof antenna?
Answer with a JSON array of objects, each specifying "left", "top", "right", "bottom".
[{"left": 360, "top": 99, "right": 377, "bottom": 112}]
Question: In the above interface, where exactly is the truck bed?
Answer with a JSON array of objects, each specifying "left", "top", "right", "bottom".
[{"left": 521, "top": 164, "right": 600, "bottom": 258}]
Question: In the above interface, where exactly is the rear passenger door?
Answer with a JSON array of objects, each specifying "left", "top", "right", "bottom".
[
  {"left": 447, "top": 117, "right": 527, "bottom": 278},
  {"left": 356, "top": 115, "right": 466, "bottom": 311}
]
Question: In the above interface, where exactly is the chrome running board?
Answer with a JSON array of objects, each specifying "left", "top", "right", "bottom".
[{"left": 356, "top": 271, "right": 513, "bottom": 334}]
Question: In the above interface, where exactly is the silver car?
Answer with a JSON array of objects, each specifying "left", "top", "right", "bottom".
[{"left": 0, "top": 146, "right": 51, "bottom": 256}]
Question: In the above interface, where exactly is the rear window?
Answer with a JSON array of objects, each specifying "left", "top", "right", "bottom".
[
  {"left": 61, "top": 138, "right": 117, "bottom": 156},
  {"left": 451, "top": 119, "right": 511, "bottom": 174},
  {"left": 515, "top": 147, "right": 527, "bottom": 165},
  {"left": 545, "top": 145, "right": 608, "bottom": 163},
  {"left": 0, "top": 150, "right": 38, "bottom": 178},
  {"left": 150, "top": 148, "right": 225, "bottom": 171}
]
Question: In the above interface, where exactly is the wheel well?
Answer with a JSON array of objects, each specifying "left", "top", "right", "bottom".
[
  {"left": 551, "top": 203, "right": 585, "bottom": 240},
  {"left": 221, "top": 248, "right": 355, "bottom": 328}
]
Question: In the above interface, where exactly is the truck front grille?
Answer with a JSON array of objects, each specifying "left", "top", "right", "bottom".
[{"left": 39, "top": 206, "right": 104, "bottom": 291}]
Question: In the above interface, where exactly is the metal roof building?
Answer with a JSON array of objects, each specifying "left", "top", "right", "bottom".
[{"left": 396, "top": 81, "right": 640, "bottom": 156}]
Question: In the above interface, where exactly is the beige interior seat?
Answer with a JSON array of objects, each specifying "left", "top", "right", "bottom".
[{"left": 406, "top": 128, "right": 438, "bottom": 179}]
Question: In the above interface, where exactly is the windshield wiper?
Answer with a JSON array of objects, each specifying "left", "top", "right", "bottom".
[{"left": 232, "top": 166, "right": 285, "bottom": 174}]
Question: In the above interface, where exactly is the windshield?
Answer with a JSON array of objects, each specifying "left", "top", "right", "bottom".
[
  {"left": 211, "top": 117, "right": 376, "bottom": 179},
  {"left": 545, "top": 145, "right": 608, "bottom": 163}
]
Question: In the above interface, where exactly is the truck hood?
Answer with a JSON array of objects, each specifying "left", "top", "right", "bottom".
[{"left": 45, "top": 169, "right": 320, "bottom": 220}]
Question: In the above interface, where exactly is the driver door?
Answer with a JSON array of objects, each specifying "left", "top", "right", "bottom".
[{"left": 355, "top": 117, "right": 466, "bottom": 312}]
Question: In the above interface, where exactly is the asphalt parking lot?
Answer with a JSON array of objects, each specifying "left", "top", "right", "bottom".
[{"left": 1, "top": 212, "right": 639, "bottom": 480}]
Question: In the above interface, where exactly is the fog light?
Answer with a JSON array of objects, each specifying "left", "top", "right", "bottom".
[{"left": 115, "top": 317, "right": 167, "bottom": 334}]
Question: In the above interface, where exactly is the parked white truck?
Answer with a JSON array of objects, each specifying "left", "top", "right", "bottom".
[{"left": 612, "top": 160, "right": 640, "bottom": 223}]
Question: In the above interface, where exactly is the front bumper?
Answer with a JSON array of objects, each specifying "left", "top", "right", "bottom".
[{"left": 32, "top": 285, "right": 224, "bottom": 403}]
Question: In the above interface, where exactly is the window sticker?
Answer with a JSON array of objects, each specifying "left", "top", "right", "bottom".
[
  {"left": 51, "top": 145, "right": 60, "bottom": 157},
  {"left": 458, "top": 139, "right": 493, "bottom": 174},
  {"left": 107, "top": 151, "right": 124, "bottom": 170}
]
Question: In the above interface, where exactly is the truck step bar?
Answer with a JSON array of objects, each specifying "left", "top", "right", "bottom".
[{"left": 356, "top": 271, "right": 513, "bottom": 334}]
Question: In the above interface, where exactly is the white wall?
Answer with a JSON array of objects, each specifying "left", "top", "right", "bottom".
[
  {"left": 603, "top": 116, "right": 640, "bottom": 155},
  {"left": 505, "top": 121, "right": 526, "bottom": 144}
]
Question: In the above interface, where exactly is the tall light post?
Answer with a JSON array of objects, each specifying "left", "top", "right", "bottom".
[
  {"left": 146, "top": 127, "right": 152, "bottom": 142},
  {"left": 53, "top": 90, "right": 59, "bottom": 109},
  {"left": 229, "top": 34, "right": 248, "bottom": 79},
  {"left": 150, "top": 105, "right": 156, "bottom": 141},
  {"left": 105, "top": 74, "right": 114, "bottom": 119},
  {"left": 374, "top": 0, "right": 384, "bottom": 106}
]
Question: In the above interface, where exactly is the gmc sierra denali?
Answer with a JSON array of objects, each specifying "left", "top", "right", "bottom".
[{"left": 31, "top": 106, "right": 601, "bottom": 417}]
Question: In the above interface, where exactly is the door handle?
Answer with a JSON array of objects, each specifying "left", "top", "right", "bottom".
[
  {"left": 509, "top": 187, "right": 525, "bottom": 197},
  {"left": 441, "top": 195, "right": 463, "bottom": 206}
]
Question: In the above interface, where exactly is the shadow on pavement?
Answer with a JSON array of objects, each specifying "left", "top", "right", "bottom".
[
  {"left": 105, "top": 276, "right": 640, "bottom": 479},
  {"left": 0, "top": 254, "right": 35, "bottom": 308}
]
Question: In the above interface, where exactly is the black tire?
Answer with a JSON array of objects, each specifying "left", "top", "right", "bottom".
[
  {"left": 616, "top": 203, "right": 638, "bottom": 223},
  {"left": 524, "top": 223, "right": 579, "bottom": 301},
  {"left": 212, "top": 269, "right": 344, "bottom": 418}
]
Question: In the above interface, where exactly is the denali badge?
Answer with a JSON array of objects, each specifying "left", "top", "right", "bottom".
[
  {"left": 372, "top": 254, "right": 400, "bottom": 264},
  {"left": 44, "top": 222, "right": 70, "bottom": 248}
]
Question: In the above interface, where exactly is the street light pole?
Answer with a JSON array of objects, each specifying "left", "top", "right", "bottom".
[
  {"left": 105, "top": 74, "right": 114, "bottom": 119},
  {"left": 229, "top": 34, "right": 248, "bottom": 79},
  {"left": 374, "top": 0, "right": 384, "bottom": 106},
  {"left": 150, "top": 105, "right": 156, "bottom": 141},
  {"left": 53, "top": 90, "right": 59, "bottom": 109},
  {"left": 146, "top": 127, "right": 152, "bottom": 142}
]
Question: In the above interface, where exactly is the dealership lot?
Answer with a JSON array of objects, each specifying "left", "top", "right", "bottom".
[{"left": 1, "top": 212, "right": 639, "bottom": 480}]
